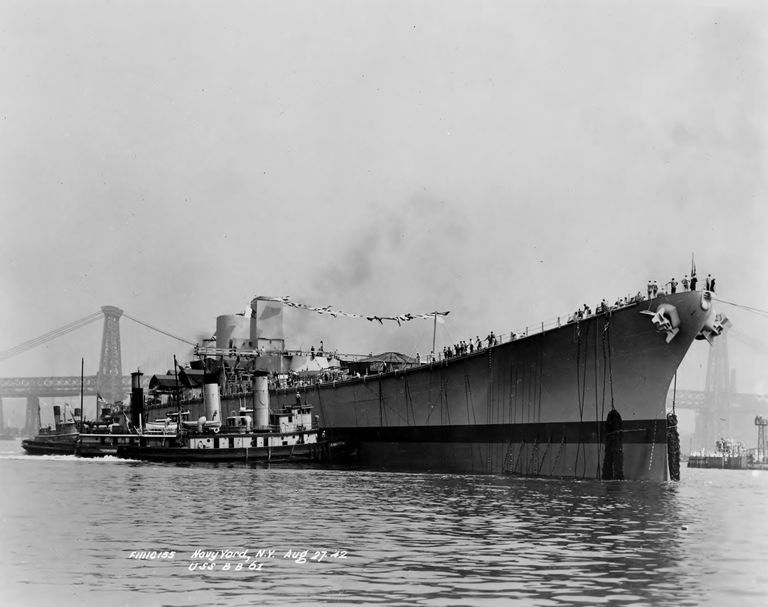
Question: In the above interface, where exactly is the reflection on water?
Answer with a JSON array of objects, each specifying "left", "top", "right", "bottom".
[{"left": 0, "top": 439, "right": 766, "bottom": 606}]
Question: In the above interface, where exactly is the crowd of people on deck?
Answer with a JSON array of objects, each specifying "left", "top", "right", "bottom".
[
  {"left": 442, "top": 331, "right": 503, "bottom": 359},
  {"left": 431, "top": 271, "right": 722, "bottom": 363},
  {"left": 264, "top": 270, "right": 722, "bottom": 383},
  {"left": 646, "top": 273, "right": 715, "bottom": 298},
  {"left": 567, "top": 272, "right": 717, "bottom": 324}
]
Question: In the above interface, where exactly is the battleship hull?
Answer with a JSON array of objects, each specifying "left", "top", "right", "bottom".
[
  {"left": 267, "top": 291, "right": 715, "bottom": 480},
  {"left": 148, "top": 291, "right": 716, "bottom": 480}
]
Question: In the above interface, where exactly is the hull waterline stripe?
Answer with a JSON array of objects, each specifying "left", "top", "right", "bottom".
[{"left": 328, "top": 419, "right": 667, "bottom": 445}]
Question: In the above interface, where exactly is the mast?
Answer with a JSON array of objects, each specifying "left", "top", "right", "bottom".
[
  {"left": 200, "top": 354, "right": 207, "bottom": 417},
  {"left": 432, "top": 312, "right": 437, "bottom": 362},
  {"left": 80, "top": 357, "right": 84, "bottom": 431},
  {"left": 173, "top": 354, "right": 181, "bottom": 424}
]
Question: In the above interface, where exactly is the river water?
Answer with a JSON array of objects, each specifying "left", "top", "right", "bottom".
[{"left": 0, "top": 438, "right": 766, "bottom": 607}]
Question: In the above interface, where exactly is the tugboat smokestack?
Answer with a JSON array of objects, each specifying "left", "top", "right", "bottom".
[
  {"left": 253, "top": 371, "right": 270, "bottom": 429},
  {"left": 204, "top": 372, "right": 221, "bottom": 421},
  {"left": 130, "top": 370, "right": 144, "bottom": 430}
]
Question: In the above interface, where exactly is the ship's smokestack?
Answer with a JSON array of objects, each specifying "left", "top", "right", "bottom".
[
  {"left": 130, "top": 371, "right": 144, "bottom": 430},
  {"left": 253, "top": 371, "right": 270, "bottom": 429},
  {"left": 203, "top": 373, "right": 221, "bottom": 421},
  {"left": 53, "top": 405, "right": 62, "bottom": 430}
]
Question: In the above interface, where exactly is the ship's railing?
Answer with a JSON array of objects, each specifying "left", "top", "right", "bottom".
[
  {"left": 185, "top": 289, "right": 694, "bottom": 380},
  {"left": 193, "top": 345, "right": 369, "bottom": 361},
  {"left": 439, "top": 296, "right": 647, "bottom": 358}
]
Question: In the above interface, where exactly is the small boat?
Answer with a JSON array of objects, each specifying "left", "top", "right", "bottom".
[
  {"left": 76, "top": 372, "right": 166, "bottom": 457},
  {"left": 116, "top": 406, "right": 326, "bottom": 463},
  {"left": 23, "top": 359, "right": 90, "bottom": 456},
  {"left": 75, "top": 416, "right": 146, "bottom": 458},
  {"left": 21, "top": 404, "right": 80, "bottom": 455},
  {"left": 687, "top": 438, "right": 748, "bottom": 469},
  {"left": 115, "top": 370, "right": 330, "bottom": 463}
]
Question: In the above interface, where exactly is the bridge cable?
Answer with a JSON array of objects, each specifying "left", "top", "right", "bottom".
[
  {"left": 122, "top": 313, "right": 197, "bottom": 346},
  {"left": 0, "top": 311, "right": 103, "bottom": 361}
]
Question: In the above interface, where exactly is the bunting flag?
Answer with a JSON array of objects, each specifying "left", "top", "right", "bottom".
[
  {"left": 251, "top": 296, "right": 449, "bottom": 326},
  {"left": 691, "top": 252, "right": 697, "bottom": 278}
]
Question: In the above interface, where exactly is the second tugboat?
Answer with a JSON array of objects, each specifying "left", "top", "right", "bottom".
[
  {"left": 116, "top": 370, "right": 326, "bottom": 463},
  {"left": 21, "top": 404, "right": 80, "bottom": 455}
]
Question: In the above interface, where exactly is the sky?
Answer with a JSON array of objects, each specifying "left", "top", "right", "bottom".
[{"left": 1, "top": 0, "right": 766, "bottom": 427}]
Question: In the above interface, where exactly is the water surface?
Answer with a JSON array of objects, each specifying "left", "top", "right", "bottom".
[{"left": 1, "top": 439, "right": 766, "bottom": 606}]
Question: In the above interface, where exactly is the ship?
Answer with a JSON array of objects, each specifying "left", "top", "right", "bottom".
[
  {"left": 687, "top": 438, "right": 747, "bottom": 470},
  {"left": 687, "top": 417, "right": 768, "bottom": 471},
  {"left": 114, "top": 370, "right": 327, "bottom": 463},
  {"left": 143, "top": 287, "right": 728, "bottom": 480},
  {"left": 22, "top": 383, "right": 141, "bottom": 457},
  {"left": 21, "top": 404, "right": 80, "bottom": 455}
]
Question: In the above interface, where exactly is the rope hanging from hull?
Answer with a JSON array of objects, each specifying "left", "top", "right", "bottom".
[
  {"left": 667, "top": 372, "right": 681, "bottom": 481},
  {"left": 602, "top": 408, "right": 625, "bottom": 480}
]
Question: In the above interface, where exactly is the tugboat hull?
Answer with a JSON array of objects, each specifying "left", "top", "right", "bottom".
[
  {"left": 117, "top": 440, "right": 326, "bottom": 463},
  {"left": 21, "top": 436, "right": 78, "bottom": 456}
]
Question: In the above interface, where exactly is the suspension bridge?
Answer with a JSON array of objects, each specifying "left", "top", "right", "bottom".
[{"left": 0, "top": 306, "right": 196, "bottom": 435}]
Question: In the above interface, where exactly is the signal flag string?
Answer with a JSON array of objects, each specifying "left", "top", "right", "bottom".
[{"left": 253, "top": 296, "right": 450, "bottom": 326}]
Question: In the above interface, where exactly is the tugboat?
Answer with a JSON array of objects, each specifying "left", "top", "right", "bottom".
[
  {"left": 75, "top": 394, "right": 146, "bottom": 458},
  {"left": 21, "top": 403, "right": 80, "bottom": 455},
  {"left": 115, "top": 370, "right": 328, "bottom": 463}
]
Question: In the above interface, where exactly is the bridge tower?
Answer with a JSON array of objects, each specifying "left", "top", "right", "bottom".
[
  {"left": 24, "top": 396, "right": 40, "bottom": 436},
  {"left": 695, "top": 332, "right": 732, "bottom": 450},
  {"left": 756, "top": 416, "right": 768, "bottom": 463},
  {"left": 96, "top": 305, "right": 124, "bottom": 404}
]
